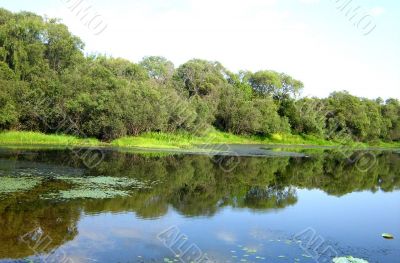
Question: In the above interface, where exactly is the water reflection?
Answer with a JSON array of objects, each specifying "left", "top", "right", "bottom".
[{"left": 0, "top": 149, "right": 399, "bottom": 261}]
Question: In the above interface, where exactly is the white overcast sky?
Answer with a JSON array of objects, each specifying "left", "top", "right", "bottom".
[{"left": 1, "top": 0, "right": 399, "bottom": 99}]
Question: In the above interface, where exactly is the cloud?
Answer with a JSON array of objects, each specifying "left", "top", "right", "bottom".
[
  {"left": 216, "top": 231, "right": 237, "bottom": 243},
  {"left": 370, "top": 7, "right": 385, "bottom": 17},
  {"left": 299, "top": 0, "right": 320, "bottom": 4}
]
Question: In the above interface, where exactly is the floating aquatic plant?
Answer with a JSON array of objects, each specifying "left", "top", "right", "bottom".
[
  {"left": 333, "top": 256, "right": 369, "bottom": 263},
  {"left": 59, "top": 176, "right": 151, "bottom": 189},
  {"left": 48, "top": 189, "right": 129, "bottom": 199},
  {"left": 41, "top": 176, "right": 156, "bottom": 200},
  {"left": 0, "top": 176, "right": 41, "bottom": 195}
]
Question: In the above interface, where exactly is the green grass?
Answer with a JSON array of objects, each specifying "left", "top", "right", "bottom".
[
  {"left": 0, "top": 131, "right": 100, "bottom": 146},
  {"left": 111, "top": 130, "right": 341, "bottom": 149},
  {"left": 1, "top": 130, "right": 399, "bottom": 150},
  {"left": 112, "top": 130, "right": 258, "bottom": 149},
  {"left": 264, "top": 133, "right": 337, "bottom": 146},
  {"left": 112, "top": 132, "right": 194, "bottom": 149},
  {"left": 111, "top": 130, "right": 400, "bottom": 149}
]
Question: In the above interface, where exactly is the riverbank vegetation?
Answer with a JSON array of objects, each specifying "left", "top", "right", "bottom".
[
  {"left": 0, "top": 9, "right": 399, "bottom": 147},
  {"left": 0, "top": 131, "right": 99, "bottom": 146},
  {"left": 1, "top": 130, "right": 399, "bottom": 150}
]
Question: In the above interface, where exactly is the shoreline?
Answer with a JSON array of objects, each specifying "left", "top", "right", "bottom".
[{"left": 0, "top": 131, "right": 399, "bottom": 153}]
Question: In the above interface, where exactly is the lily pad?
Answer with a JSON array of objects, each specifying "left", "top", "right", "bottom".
[
  {"left": 49, "top": 189, "right": 129, "bottom": 199},
  {"left": 381, "top": 233, "right": 394, "bottom": 239},
  {"left": 41, "top": 176, "right": 157, "bottom": 200},
  {"left": 0, "top": 176, "right": 41, "bottom": 194},
  {"left": 332, "top": 256, "right": 368, "bottom": 263}
]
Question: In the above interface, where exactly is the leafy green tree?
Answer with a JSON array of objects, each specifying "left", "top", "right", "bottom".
[
  {"left": 249, "top": 71, "right": 303, "bottom": 101},
  {"left": 44, "top": 18, "right": 84, "bottom": 73},
  {"left": 284, "top": 98, "right": 327, "bottom": 136},
  {"left": 175, "top": 59, "right": 226, "bottom": 97},
  {"left": 0, "top": 11, "right": 48, "bottom": 80},
  {"left": 0, "top": 81, "right": 19, "bottom": 130},
  {"left": 279, "top": 73, "right": 303, "bottom": 101},
  {"left": 253, "top": 97, "right": 291, "bottom": 134},
  {"left": 96, "top": 56, "right": 149, "bottom": 82},
  {"left": 249, "top": 70, "right": 281, "bottom": 97},
  {"left": 140, "top": 56, "right": 174, "bottom": 84},
  {"left": 326, "top": 91, "right": 371, "bottom": 141},
  {"left": 227, "top": 70, "right": 254, "bottom": 100},
  {"left": 382, "top": 99, "right": 400, "bottom": 141},
  {"left": 216, "top": 86, "right": 261, "bottom": 134}
]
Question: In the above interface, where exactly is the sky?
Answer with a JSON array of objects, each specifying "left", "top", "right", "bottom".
[{"left": 1, "top": 0, "right": 399, "bottom": 99}]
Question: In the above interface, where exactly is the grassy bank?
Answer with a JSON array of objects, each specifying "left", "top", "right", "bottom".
[
  {"left": 0, "top": 130, "right": 399, "bottom": 150},
  {"left": 0, "top": 131, "right": 100, "bottom": 146},
  {"left": 111, "top": 131, "right": 255, "bottom": 149},
  {"left": 111, "top": 131, "right": 341, "bottom": 149}
]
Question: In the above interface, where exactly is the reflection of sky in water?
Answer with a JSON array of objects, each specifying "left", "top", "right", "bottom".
[{"left": 22, "top": 189, "right": 399, "bottom": 263}]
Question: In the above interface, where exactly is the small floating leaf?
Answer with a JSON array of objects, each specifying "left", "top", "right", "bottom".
[{"left": 382, "top": 233, "right": 394, "bottom": 239}]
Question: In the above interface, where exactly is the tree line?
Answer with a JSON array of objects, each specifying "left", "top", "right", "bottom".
[{"left": 0, "top": 9, "right": 399, "bottom": 142}]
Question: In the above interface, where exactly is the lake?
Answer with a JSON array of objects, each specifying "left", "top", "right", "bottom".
[{"left": 0, "top": 146, "right": 399, "bottom": 263}]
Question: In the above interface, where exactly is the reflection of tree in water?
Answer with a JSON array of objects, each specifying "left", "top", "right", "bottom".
[
  {"left": 242, "top": 186, "right": 297, "bottom": 210},
  {"left": 0, "top": 197, "right": 79, "bottom": 259},
  {"left": 283, "top": 151, "right": 400, "bottom": 196},
  {"left": 0, "top": 149, "right": 399, "bottom": 259}
]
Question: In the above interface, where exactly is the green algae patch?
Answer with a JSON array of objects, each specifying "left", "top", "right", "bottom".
[
  {"left": 53, "top": 189, "right": 129, "bottom": 199},
  {"left": 42, "top": 176, "right": 155, "bottom": 200},
  {"left": 0, "top": 176, "right": 41, "bottom": 195},
  {"left": 61, "top": 176, "right": 151, "bottom": 189}
]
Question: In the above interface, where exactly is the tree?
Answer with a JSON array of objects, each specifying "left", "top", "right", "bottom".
[
  {"left": 284, "top": 98, "right": 327, "bottom": 136},
  {"left": 279, "top": 73, "right": 303, "bottom": 101},
  {"left": 175, "top": 59, "right": 227, "bottom": 97},
  {"left": 140, "top": 56, "right": 174, "bottom": 84},
  {"left": 249, "top": 70, "right": 281, "bottom": 97},
  {"left": 44, "top": 18, "right": 84, "bottom": 73},
  {"left": 249, "top": 71, "right": 303, "bottom": 101},
  {"left": 0, "top": 81, "right": 19, "bottom": 130},
  {"left": 382, "top": 99, "right": 400, "bottom": 141},
  {"left": 253, "top": 97, "right": 291, "bottom": 135},
  {"left": 216, "top": 86, "right": 261, "bottom": 134},
  {"left": 326, "top": 91, "right": 371, "bottom": 141}
]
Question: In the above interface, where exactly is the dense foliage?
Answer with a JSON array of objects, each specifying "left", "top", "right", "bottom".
[{"left": 0, "top": 9, "right": 399, "bottom": 143}]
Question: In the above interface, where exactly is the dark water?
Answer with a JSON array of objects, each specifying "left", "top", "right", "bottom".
[{"left": 0, "top": 147, "right": 399, "bottom": 263}]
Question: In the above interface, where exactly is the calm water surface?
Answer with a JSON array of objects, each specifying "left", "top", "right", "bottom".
[{"left": 0, "top": 147, "right": 399, "bottom": 263}]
